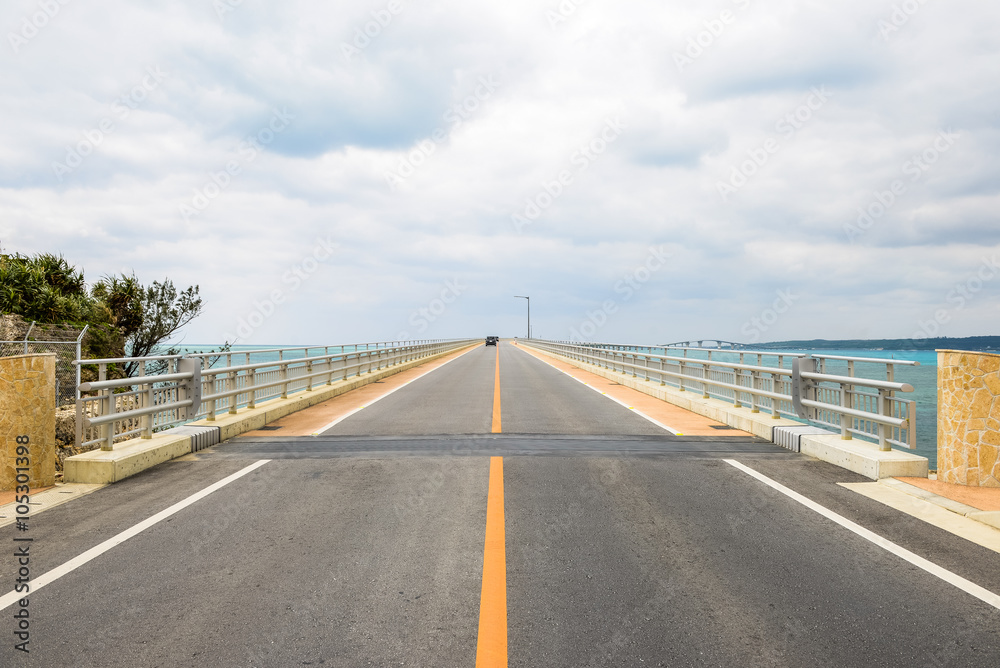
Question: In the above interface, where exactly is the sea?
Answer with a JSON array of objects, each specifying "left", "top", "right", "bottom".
[{"left": 176, "top": 344, "right": 941, "bottom": 468}]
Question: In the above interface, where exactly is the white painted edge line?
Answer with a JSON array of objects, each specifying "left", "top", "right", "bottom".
[
  {"left": 724, "top": 458, "right": 1000, "bottom": 611},
  {"left": 0, "top": 459, "right": 271, "bottom": 613},
  {"left": 515, "top": 346, "right": 681, "bottom": 435},
  {"left": 311, "top": 344, "right": 480, "bottom": 435}
]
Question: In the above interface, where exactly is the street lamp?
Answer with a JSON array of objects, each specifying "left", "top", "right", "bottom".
[{"left": 514, "top": 295, "right": 530, "bottom": 339}]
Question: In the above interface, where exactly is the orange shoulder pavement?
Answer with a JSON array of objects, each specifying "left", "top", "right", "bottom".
[
  {"left": 896, "top": 477, "right": 1000, "bottom": 512},
  {"left": 515, "top": 344, "right": 753, "bottom": 437}
]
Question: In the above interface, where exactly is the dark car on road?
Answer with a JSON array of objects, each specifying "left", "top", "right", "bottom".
[{"left": 485, "top": 336, "right": 498, "bottom": 346}]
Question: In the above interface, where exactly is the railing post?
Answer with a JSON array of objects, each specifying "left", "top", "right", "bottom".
[
  {"left": 878, "top": 389, "right": 890, "bottom": 451},
  {"left": 102, "top": 388, "right": 115, "bottom": 451},
  {"left": 336, "top": 353, "right": 346, "bottom": 382},
  {"left": 840, "top": 383, "right": 853, "bottom": 440},
  {"left": 306, "top": 360, "right": 313, "bottom": 391},
  {"left": 733, "top": 367, "right": 742, "bottom": 408},
  {"left": 141, "top": 383, "right": 153, "bottom": 438},
  {"left": 207, "top": 380, "right": 217, "bottom": 421},
  {"left": 247, "top": 368, "right": 256, "bottom": 409},
  {"left": 280, "top": 351, "right": 288, "bottom": 398},
  {"left": 228, "top": 371, "right": 238, "bottom": 414},
  {"left": 907, "top": 400, "right": 917, "bottom": 449},
  {"left": 749, "top": 369, "right": 759, "bottom": 413}
]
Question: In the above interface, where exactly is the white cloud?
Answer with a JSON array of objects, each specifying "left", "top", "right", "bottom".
[{"left": 2, "top": 0, "right": 1000, "bottom": 346}]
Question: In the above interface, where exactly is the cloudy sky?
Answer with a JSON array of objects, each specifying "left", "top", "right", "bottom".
[{"left": 2, "top": 0, "right": 999, "bottom": 346}]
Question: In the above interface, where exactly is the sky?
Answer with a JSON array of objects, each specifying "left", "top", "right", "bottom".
[{"left": 2, "top": 0, "right": 999, "bottom": 347}]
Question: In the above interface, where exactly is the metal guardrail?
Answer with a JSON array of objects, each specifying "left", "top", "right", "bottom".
[
  {"left": 524, "top": 340, "right": 917, "bottom": 451},
  {"left": 75, "top": 339, "right": 479, "bottom": 451}
]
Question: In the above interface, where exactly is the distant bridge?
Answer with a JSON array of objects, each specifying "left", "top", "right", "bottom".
[{"left": 659, "top": 339, "right": 749, "bottom": 350}]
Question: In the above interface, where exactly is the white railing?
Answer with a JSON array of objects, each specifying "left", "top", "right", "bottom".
[
  {"left": 75, "top": 339, "right": 479, "bottom": 450},
  {"left": 523, "top": 340, "right": 918, "bottom": 451}
]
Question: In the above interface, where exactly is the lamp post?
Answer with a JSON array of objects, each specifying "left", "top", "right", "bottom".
[{"left": 514, "top": 295, "right": 530, "bottom": 339}]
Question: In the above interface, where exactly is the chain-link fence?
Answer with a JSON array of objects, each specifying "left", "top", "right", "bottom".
[{"left": 0, "top": 321, "right": 88, "bottom": 406}]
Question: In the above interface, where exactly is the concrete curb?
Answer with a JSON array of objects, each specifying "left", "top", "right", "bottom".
[
  {"left": 523, "top": 344, "right": 928, "bottom": 480},
  {"left": 64, "top": 345, "right": 475, "bottom": 484}
]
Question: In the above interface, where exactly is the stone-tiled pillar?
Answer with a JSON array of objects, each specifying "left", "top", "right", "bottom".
[
  {"left": 0, "top": 353, "right": 57, "bottom": 491},
  {"left": 937, "top": 349, "right": 1000, "bottom": 487}
]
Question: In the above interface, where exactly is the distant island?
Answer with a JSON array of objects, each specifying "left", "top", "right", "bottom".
[{"left": 756, "top": 336, "right": 1000, "bottom": 351}]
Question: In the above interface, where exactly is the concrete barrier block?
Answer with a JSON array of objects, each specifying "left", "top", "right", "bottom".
[
  {"left": 64, "top": 433, "right": 192, "bottom": 484},
  {"left": 799, "top": 433, "right": 928, "bottom": 480}
]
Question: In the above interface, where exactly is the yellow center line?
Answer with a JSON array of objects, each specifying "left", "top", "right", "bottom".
[
  {"left": 476, "top": 456, "right": 508, "bottom": 667},
  {"left": 491, "top": 347, "right": 502, "bottom": 434}
]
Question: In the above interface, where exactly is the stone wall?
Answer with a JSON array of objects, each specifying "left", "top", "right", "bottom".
[
  {"left": 0, "top": 354, "right": 57, "bottom": 490},
  {"left": 0, "top": 314, "right": 31, "bottom": 340},
  {"left": 937, "top": 349, "right": 1000, "bottom": 487}
]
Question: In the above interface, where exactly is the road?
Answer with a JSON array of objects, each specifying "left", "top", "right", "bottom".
[{"left": 1, "top": 341, "right": 999, "bottom": 667}]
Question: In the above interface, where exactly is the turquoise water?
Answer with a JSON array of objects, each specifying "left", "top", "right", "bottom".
[{"left": 176, "top": 344, "right": 353, "bottom": 367}]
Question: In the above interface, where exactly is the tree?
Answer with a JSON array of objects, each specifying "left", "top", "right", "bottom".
[
  {"left": 0, "top": 252, "right": 95, "bottom": 323},
  {"left": 110, "top": 278, "right": 205, "bottom": 377},
  {"left": 2, "top": 250, "right": 221, "bottom": 377}
]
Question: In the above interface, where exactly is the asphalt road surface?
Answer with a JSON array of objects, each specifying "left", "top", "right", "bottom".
[{"left": 2, "top": 342, "right": 998, "bottom": 667}]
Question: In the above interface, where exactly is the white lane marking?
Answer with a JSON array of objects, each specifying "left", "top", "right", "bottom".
[
  {"left": 311, "top": 344, "right": 480, "bottom": 435},
  {"left": 515, "top": 347, "right": 681, "bottom": 435},
  {"left": 725, "top": 459, "right": 1000, "bottom": 611},
  {"left": 0, "top": 460, "right": 271, "bottom": 612}
]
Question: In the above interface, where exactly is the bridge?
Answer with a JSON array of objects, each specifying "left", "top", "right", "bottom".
[{"left": 2, "top": 339, "right": 1000, "bottom": 665}]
